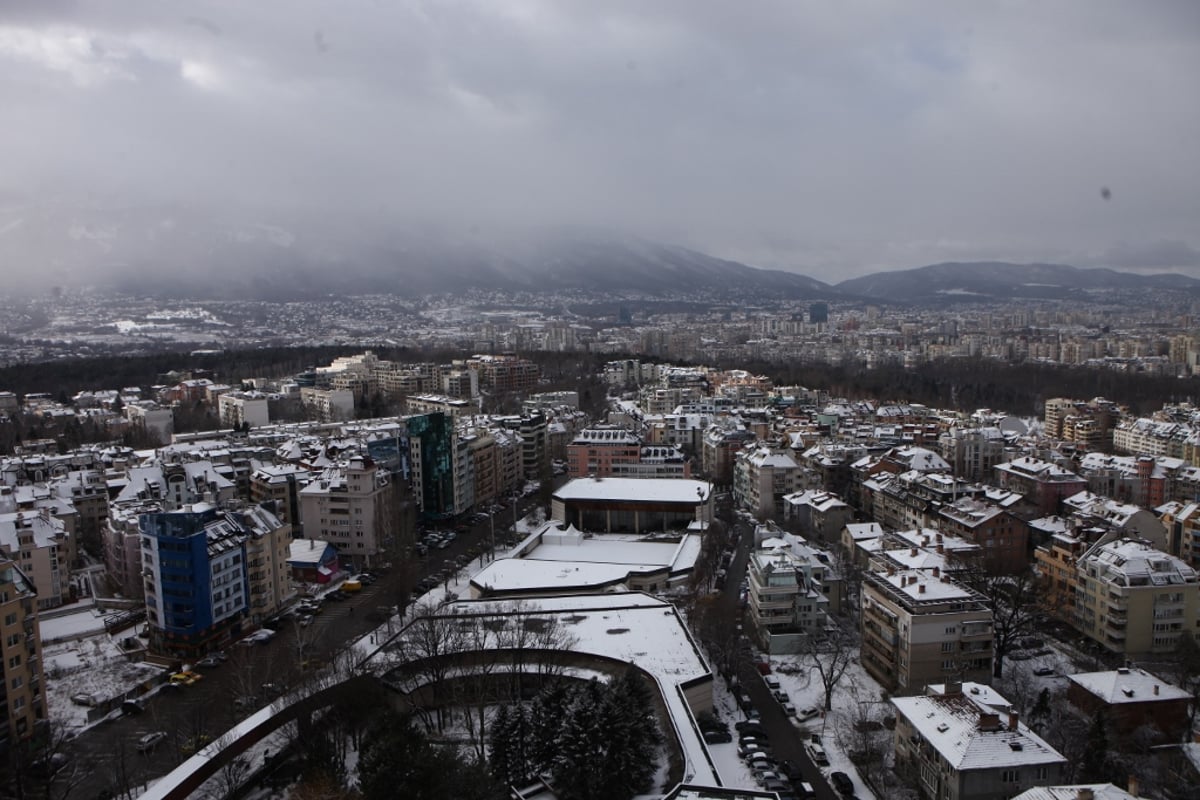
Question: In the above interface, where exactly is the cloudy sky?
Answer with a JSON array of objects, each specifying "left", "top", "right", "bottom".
[{"left": 1, "top": 0, "right": 1198, "bottom": 282}]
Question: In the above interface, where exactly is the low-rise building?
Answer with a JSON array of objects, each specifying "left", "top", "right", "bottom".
[
  {"left": 1067, "top": 667, "right": 1191, "bottom": 744},
  {"left": 892, "top": 682, "right": 1068, "bottom": 800}
]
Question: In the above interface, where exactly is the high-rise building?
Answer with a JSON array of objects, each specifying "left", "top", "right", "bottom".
[
  {"left": 141, "top": 506, "right": 250, "bottom": 657},
  {"left": 0, "top": 559, "right": 46, "bottom": 746}
]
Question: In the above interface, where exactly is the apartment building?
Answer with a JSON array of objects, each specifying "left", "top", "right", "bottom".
[
  {"left": 0, "top": 559, "right": 46, "bottom": 747},
  {"left": 938, "top": 426, "right": 1007, "bottom": 483},
  {"left": 782, "top": 489, "right": 852, "bottom": 544},
  {"left": 747, "top": 544, "right": 832, "bottom": 654},
  {"left": 567, "top": 426, "right": 640, "bottom": 478},
  {"left": 892, "top": 682, "right": 1067, "bottom": 800},
  {"left": 249, "top": 464, "right": 309, "bottom": 528},
  {"left": 936, "top": 498, "right": 1029, "bottom": 574},
  {"left": 0, "top": 510, "right": 70, "bottom": 609},
  {"left": 218, "top": 391, "right": 270, "bottom": 429},
  {"left": 405, "top": 394, "right": 474, "bottom": 420},
  {"left": 1035, "top": 532, "right": 1088, "bottom": 623},
  {"left": 236, "top": 503, "right": 294, "bottom": 624},
  {"left": 466, "top": 354, "right": 540, "bottom": 394},
  {"left": 861, "top": 568, "right": 993, "bottom": 693},
  {"left": 141, "top": 505, "right": 249, "bottom": 657},
  {"left": 299, "top": 387, "right": 355, "bottom": 422},
  {"left": 994, "top": 457, "right": 1086, "bottom": 515},
  {"left": 298, "top": 456, "right": 398, "bottom": 569},
  {"left": 1073, "top": 538, "right": 1200, "bottom": 656},
  {"left": 734, "top": 445, "right": 803, "bottom": 519}
]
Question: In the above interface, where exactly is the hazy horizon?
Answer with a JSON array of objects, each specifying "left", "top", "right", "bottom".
[{"left": 1, "top": 1, "right": 1198, "bottom": 287}]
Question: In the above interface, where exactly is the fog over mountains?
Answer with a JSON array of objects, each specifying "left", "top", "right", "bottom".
[{"left": 1, "top": 203, "right": 1197, "bottom": 304}]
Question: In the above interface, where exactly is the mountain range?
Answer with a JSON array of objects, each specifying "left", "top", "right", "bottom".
[{"left": 0, "top": 203, "right": 1196, "bottom": 303}]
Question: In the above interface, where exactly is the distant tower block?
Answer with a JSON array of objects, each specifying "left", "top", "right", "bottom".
[{"left": 808, "top": 302, "right": 829, "bottom": 324}]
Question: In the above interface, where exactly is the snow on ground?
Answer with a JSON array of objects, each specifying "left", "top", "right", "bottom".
[
  {"left": 765, "top": 655, "right": 881, "bottom": 800},
  {"left": 41, "top": 605, "right": 164, "bottom": 734}
]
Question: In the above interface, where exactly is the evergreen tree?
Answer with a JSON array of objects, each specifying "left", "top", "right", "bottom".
[
  {"left": 529, "top": 682, "right": 570, "bottom": 774},
  {"left": 551, "top": 680, "right": 611, "bottom": 800},
  {"left": 602, "top": 670, "right": 662, "bottom": 797}
]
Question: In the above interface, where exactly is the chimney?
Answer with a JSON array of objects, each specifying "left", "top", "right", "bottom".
[
  {"left": 1008, "top": 709, "right": 1019, "bottom": 731},
  {"left": 977, "top": 712, "right": 1001, "bottom": 731},
  {"left": 1153, "top": 684, "right": 1159, "bottom": 696},
  {"left": 1076, "top": 790, "right": 1094, "bottom": 800},
  {"left": 919, "top": 584, "right": 926, "bottom": 594},
  {"left": 1127, "top": 775, "right": 1139, "bottom": 797},
  {"left": 937, "top": 543, "right": 945, "bottom": 554},
  {"left": 932, "top": 566, "right": 941, "bottom": 578},
  {"left": 911, "top": 547, "right": 918, "bottom": 557}
]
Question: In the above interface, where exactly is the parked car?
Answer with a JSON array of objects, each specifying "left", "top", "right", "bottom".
[
  {"left": 1033, "top": 666, "right": 1055, "bottom": 676},
  {"left": 805, "top": 741, "right": 829, "bottom": 766},
  {"left": 702, "top": 729, "right": 732, "bottom": 744},
  {"left": 233, "top": 695, "right": 259, "bottom": 710},
  {"left": 70, "top": 692, "right": 99, "bottom": 707},
  {"left": 773, "top": 689, "right": 791, "bottom": 704},
  {"left": 830, "top": 771, "right": 855, "bottom": 796},
  {"left": 121, "top": 699, "right": 145, "bottom": 715},
  {"left": 135, "top": 731, "right": 168, "bottom": 753},
  {"left": 795, "top": 706, "right": 820, "bottom": 721},
  {"left": 341, "top": 579, "right": 363, "bottom": 593},
  {"left": 764, "top": 675, "right": 781, "bottom": 689},
  {"left": 196, "top": 654, "right": 224, "bottom": 669}
]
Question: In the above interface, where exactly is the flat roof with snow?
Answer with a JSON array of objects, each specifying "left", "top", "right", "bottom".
[{"left": 554, "top": 477, "right": 711, "bottom": 504}]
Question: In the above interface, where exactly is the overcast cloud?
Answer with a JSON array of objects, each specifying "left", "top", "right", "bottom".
[{"left": 0, "top": 0, "right": 1197, "bottom": 282}]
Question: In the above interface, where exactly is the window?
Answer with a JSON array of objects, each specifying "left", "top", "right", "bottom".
[
  {"left": 944, "top": 626, "right": 956, "bottom": 635},
  {"left": 941, "top": 642, "right": 954, "bottom": 652},
  {"left": 3, "top": 613, "right": 15, "bottom": 626},
  {"left": 1001, "top": 769, "right": 1018, "bottom": 783},
  {"left": 941, "top": 660, "right": 955, "bottom": 670}
]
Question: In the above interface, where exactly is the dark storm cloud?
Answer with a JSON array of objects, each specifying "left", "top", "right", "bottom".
[{"left": 0, "top": 1, "right": 1197, "bottom": 281}]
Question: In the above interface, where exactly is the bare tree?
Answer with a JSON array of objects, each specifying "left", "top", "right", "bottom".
[
  {"left": 805, "top": 625, "right": 857, "bottom": 712},
  {"left": 955, "top": 562, "right": 1044, "bottom": 679},
  {"left": 831, "top": 680, "right": 891, "bottom": 795}
]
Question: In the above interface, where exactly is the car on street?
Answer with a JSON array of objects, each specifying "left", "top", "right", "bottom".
[
  {"left": 241, "top": 628, "right": 276, "bottom": 645},
  {"left": 805, "top": 741, "right": 829, "bottom": 766},
  {"left": 121, "top": 699, "right": 145, "bottom": 715},
  {"left": 135, "top": 731, "right": 168, "bottom": 753},
  {"left": 830, "top": 771, "right": 855, "bottom": 796},
  {"left": 196, "top": 654, "right": 224, "bottom": 668},
  {"left": 169, "top": 670, "right": 203, "bottom": 686},
  {"left": 703, "top": 729, "right": 732, "bottom": 744}
]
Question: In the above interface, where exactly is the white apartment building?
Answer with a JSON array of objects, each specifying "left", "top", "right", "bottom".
[{"left": 299, "top": 456, "right": 396, "bottom": 569}]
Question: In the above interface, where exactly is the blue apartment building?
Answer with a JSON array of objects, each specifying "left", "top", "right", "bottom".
[{"left": 141, "top": 504, "right": 249, "bottom": 657}]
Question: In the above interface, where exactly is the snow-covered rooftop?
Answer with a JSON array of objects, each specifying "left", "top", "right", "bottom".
[
  {"left": 1068, "top": 667, "right": 1190, "bottom": 704},
  {"left": 554, "top": 477, "right": 711, "bottom": 504},
  {"left": 892, "top": 682, "right": 1066, "bottom": 771}
]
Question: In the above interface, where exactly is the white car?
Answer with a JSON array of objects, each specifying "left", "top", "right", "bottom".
[
  {"left": 805, "top": 741, "right": 829, "bottom": 766},
  {"left": 240, "top": 629, "right": 276, "bottom": 645},
  {"left": 136, "top": 731, "right": 168, "bottom": 753}
]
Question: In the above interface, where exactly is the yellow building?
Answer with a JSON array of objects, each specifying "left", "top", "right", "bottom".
[{"left": 0, "top": 559, "right": 47, "bottom": 746}]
